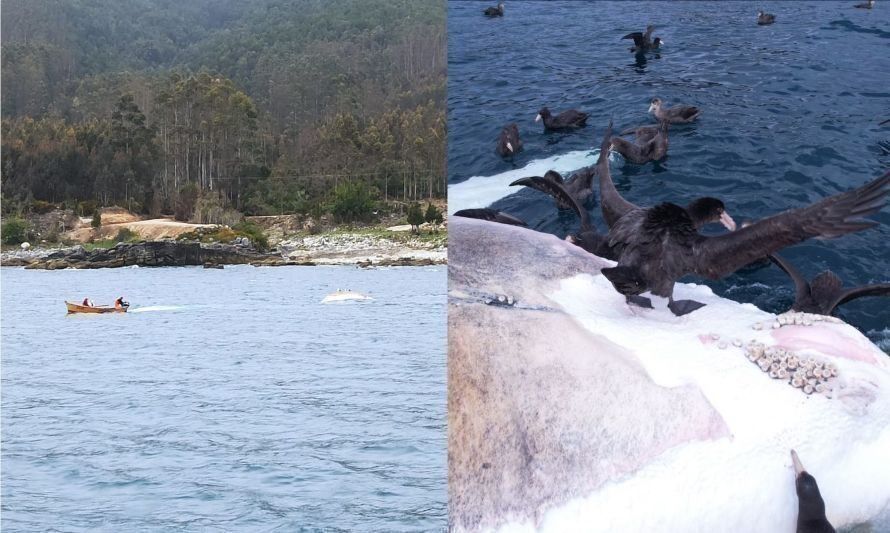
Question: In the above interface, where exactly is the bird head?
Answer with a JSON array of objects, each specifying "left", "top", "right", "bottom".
[
  {"left": 791, "top": 450, "right": 828, "bottom": 519},
  {"left": 686, "top": 197, "right": 736, "bottom": 230},
  {"left": 648, "top": 97, "right": 663, "bottom": 113}
]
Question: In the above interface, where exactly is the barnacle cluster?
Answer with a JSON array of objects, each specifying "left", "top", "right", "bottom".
[
  {"left": 742, "top": 340, "right": 838, "bottom": 396},
  {"left": 751, "top": 311, "right": 843, "bottom": 331}
]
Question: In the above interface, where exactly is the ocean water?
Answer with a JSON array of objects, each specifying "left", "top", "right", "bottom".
[
  {"left": 448, "top": 0, "right": 890, "bottom": 347},
  {"left": 0, "top": 265, "right": 446, "bottom": 531}
]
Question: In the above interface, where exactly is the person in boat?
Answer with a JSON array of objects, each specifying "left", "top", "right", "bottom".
[
  {"left": 114, "top": 297, "right": 127, "bottom": 309},
  {"left": 82, "top": 298, "right": 94, "bottom": 307}
]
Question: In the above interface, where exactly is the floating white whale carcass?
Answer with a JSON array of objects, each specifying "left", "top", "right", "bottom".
[
  {"left": 320, "top": 290, "right": 373, "bottom": 304},
  {"left": 448, "top": 217, "right": 890, "bottom": 533}
]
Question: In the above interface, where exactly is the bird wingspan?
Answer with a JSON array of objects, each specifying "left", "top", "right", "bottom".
[
  {"left": 693, "top": 172, "right": 890, "bottom": 279},
  {"left": 510, "top": 175, "right": 590, "bottom": 229},
  {"left": 544, "top": 170, "right": 565, "bottom": 185},
  {"left": 768, "top": 253, "right": 811, "bottom": 306},
  {"left": 830, "top": 283, "right": 890, "bottom": 313},
  {"left": 453, "top": 208, "right": 527, "bottom": 227},
  {"left": 621, "top": 32, "right": 645, "bottom": 47}
]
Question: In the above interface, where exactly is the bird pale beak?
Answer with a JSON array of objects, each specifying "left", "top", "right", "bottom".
[
  {"left": 720, "top": 211, "right": 737, "bottom": 231},
  {"left": 648, "top": 103, "right": 656, "bottom": 113},
  {"left": 534, "top": 114, "right": 542, "bottom": 122},
  {"left": 791, "top": 450, "right": 805, "bottom": 476},
  {"left": 506, "top": 142, "right": 513, "bottom": 153}
]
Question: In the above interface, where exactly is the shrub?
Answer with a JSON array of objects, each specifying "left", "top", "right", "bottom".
[
  {"left": 210, "top": 227, "right": 238, "bottom": 243},
  {"left": 114, "top": 227, "right": 139, "bottom": 242},
  {"left": 424, "top": 203, "right": 443, "bottom": 232},
  {"left": 407, "top": 203, "right": 424, "bottom": 233},
  {"left": 91, "top": 211, "right": 102, "bottom": 228},
  {"left": 78, "top": 200, "right": 98, "bottom": 217},
  {"left": 232, "top": 220, "right": 269, "bottom": 251},
  {"left": 2, "top": 218, "right": 29, "bottom": 245},
  {"left": 329, "top": 181, "right": 376, "bottom": 223}
]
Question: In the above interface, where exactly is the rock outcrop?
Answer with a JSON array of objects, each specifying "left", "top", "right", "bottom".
[{"left": 20, "top": 241, "right": 270, "bottom": 269}]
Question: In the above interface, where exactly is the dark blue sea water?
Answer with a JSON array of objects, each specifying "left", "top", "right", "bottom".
[
  {"left": 1, "top": 265, "right": 446, "bottom": 531},
  {"left": 448, "top": 0, "right": 890, "bottom": 346}
]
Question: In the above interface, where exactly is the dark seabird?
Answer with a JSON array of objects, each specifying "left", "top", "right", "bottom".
[
  {"left": 622, "top": 25, "right": 663, "bottom": 53},
  {"left": 769, "top": 253, "right": 890, "bottom": 315},
  {"left": 757, "top": 11, "right": 777, "bottom": 25},
  {"left": 791, "top": 450, "right": 836, "bottom": 533},
  {"left": 611, "top": 121, "right": 669, "bottom": 164},
  {"left": 597, "top": 121, "right": 640, "bottom": 230},
  {"left": 453, "top": 208, "right": 526, "bottom": 227},
  {"left": 854, "top": 0, "right": 875, "bottom": 8},
  {"left": 601, "top": 171, "right": 890, "bottom": 315},
  {"left": 483, "top": 2, "right": 505, "bottom": 16},
  {"left": 649, "top": 97, "right": 701, "bottom": 124},
  {"left": 497, "top": 123, "right": 523, "bottom": 158},
  {"left": 619, "top": 124, "right": 661, "bottom": 142},
  {"left": 509, "top": 166, "right": 595, "bottom": 210},
  {"left": 510, "top": 174, "right": 614, "bottom": 259},
  {"left": 511, "top": 125, "right": 617, "bottom": 259},
  {"left": 535, "top": 107, "right": 588, "bottom": 131}
]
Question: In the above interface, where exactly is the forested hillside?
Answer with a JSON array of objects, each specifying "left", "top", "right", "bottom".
[{"left": 1, "top": 0, "right": 446, "bottom": 221}]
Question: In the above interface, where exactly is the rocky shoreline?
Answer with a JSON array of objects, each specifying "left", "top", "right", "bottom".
[{"left": 1, "top": 234, "right": 447, "bottom": 270}]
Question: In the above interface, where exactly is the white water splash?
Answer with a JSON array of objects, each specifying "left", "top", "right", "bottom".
[
  {"left": 320, "top": 291, "right": 374, "bottom": 304},
  {"left": 447, "top": 149, "right": 612, "bottom": 215},
  {"left": 128, "top": 305, "right": 185, "bottom": 313}
]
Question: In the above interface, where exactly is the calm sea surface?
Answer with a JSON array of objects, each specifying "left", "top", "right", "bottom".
[
  {"left": 1, "top": 265, "right": 446, "bottom": 531},
  {"left": 448, "top": 0, "right": 890, "bottom": 347}
]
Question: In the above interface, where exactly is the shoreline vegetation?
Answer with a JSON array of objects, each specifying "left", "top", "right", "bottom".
[
  {"left": 1, "top": 0, "right": 446, "bottom": 265},
  {"left": 1, "top": 204, "right": 447, "bottom": 269}
]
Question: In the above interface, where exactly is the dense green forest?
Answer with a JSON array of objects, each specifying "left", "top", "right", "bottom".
[{"left": 1, "top": 0, "right": 446, "bottom": 221}]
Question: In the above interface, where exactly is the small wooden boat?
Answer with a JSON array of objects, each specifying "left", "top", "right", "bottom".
[{"left": 65, "top": 301, "right": 129, "bottom": 314}]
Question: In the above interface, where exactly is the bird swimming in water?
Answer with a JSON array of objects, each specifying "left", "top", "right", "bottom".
[
  {"left": 622, "top": 25, "right": 663, "bottom": 52},
  {"left": 854, "top": 0, "right": 875, "bottom": 8},
  {"left": 649, "top": 97, "right": 701, "bottom": 124},
  {"left": 496, "top": 123, "right": 522, "bottom": 158},
  {"left": 600, "top": 171, "right": 890, "bottom": 316},
  {"left": 483, "top": 2, "right": 505, "bottom": 16},
  {"left": 535, "top": 107, "right": 588, "bottom": 131},
  {"left": 768, "top": 253, "right": 890, "bottom": 315},
  {"left": 757, "top": 11, "right": 777, "bottom": 25},
  {"left": 791, "top": 450, "right": 836, "bottom": 533},
  {"left": 453, "top": 208, "right": 527, "bottom": 227},
  {"left": 611, "top": 120, "right": 669, "bottom": 164}
]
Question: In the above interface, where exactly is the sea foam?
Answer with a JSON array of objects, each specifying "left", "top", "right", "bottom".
[{"left": 448, "top": 150, "right": 608, "bottom": 215}]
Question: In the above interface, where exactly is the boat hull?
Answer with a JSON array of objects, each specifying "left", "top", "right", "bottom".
[{"left": 65, "top": 302, "right": 128, "bottom": 314}]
